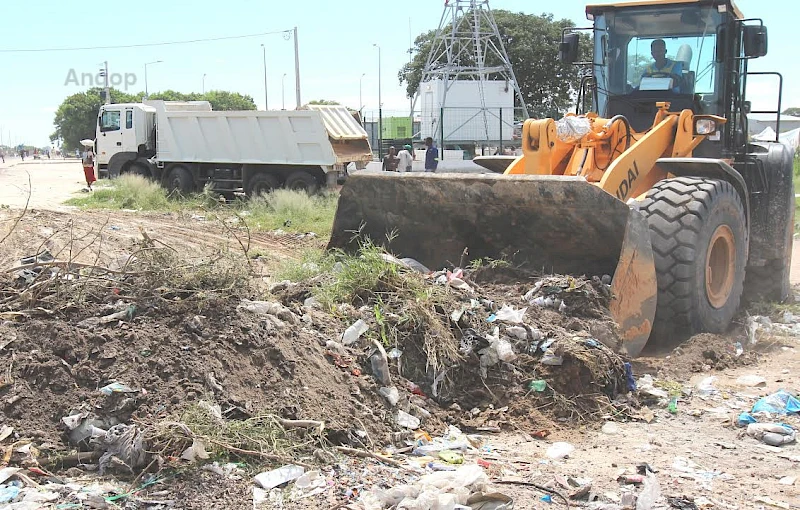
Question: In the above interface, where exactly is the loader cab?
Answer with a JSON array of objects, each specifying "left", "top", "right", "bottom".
[{"left": 567, "top": 0, "right": 774, "bottom": 158}]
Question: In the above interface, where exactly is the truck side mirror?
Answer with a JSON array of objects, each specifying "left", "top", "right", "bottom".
[
  {"left": 743, "top": 25, "right": 768, "bottom": 58},
  {"left": 559, "top": 33, "right": 580, "bottom": 63}
]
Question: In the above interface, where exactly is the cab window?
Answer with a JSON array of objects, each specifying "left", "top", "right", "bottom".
[
  {"left": 99, "top": 111, "right": 121, "bottom": 132},
  {"left": 126, "top": 110, "right": 133, "bottom": 129}
]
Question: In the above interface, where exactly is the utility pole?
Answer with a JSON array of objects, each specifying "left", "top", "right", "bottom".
[
  {"left": 100, "top": 61, "right": 110, "bottom": 104},
  {"left": 293, "top": 27, "right": 301, "bottom": 109},
  {"left": 261, "top": 44, "right": 269, "bottom": 110},
  {"left": 374, "top": 43, "right": 382, "bottom": 159}
]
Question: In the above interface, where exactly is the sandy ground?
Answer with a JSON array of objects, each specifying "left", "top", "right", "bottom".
[
  {"left": 0, "top": 158, "right": 87, "bottom": 210},
  {"left": 0, "top": 162, "right": 799, "bottom": 509}
]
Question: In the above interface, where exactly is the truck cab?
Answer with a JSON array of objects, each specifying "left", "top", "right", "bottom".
[{"left": 95, "top": 103, "right": 156, "bottom": 178}]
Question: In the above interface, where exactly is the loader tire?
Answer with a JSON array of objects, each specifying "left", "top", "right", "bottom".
[{"left": 640, "top": 177, "right": 747, "bottom": 348}]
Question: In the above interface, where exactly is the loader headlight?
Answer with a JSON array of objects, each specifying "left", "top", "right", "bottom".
[{"left": 695, "top": 118, "right": 718, "bottom": 135}]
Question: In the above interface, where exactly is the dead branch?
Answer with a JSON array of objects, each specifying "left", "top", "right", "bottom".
[
  {"left": 206, "top": 439, "right": 313, "bottom": 468},
  {"left": 335, "top": 446, "right": 410, "bottom": 470},
  {"left": 4, "top": 260, "right": 145, "bottom": 275},
  {"left": 0, "top": 171, "right": 32, "bottom": 246}
]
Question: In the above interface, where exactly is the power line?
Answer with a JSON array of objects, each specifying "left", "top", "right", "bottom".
[{"left": 0, "top": 29, "right": 293, "bottom": 53}]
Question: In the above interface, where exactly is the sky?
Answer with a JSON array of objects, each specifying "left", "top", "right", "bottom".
[{"left": 0, "top": 0, "right": 792, "bottom": 147}]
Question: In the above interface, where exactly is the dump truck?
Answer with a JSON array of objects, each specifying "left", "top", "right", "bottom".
[
  {"left": 95, "top": 101, "right": 372, "bottom": 195},
  {"left": 329, "top": 0, "right": 793, "bottom": 356}
]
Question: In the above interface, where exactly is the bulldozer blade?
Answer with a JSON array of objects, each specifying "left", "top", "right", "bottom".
[
  {"left": 328, "top": 172, "right": 656, "bottom": 355},
  {"left": 472, "top": 155, "right": 520, "bottom": 173}
]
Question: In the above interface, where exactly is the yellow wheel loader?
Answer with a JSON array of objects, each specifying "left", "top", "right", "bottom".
[{"left": 329, "top": 0, "right": 794, "bottom": 356}]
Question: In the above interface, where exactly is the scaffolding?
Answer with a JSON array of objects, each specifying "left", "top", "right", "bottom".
[{"left": 417, "top": 0, "right": 529, "bottom": 146}]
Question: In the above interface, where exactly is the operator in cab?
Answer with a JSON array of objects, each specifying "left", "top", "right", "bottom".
[{"left": 641, "top": 39, "right": 683, "bottom": 93}]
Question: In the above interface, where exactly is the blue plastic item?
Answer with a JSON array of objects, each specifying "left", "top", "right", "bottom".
[
  {"left": 541, "top": 494, "right": 553, "bottom": 504},
  {"left": 737, "top": 412, "right": 757, "bottom": 427},
  {"left": 0, "top": 485, "right": 20, "bottom": 503},
  {"left": 751, "top": 390, "right": 800, "bottom": 415},
  {"left": 624, "top": 362, "right": 636, "bottom": 391}
]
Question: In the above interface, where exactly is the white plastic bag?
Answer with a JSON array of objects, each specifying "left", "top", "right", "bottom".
[{"left": 556, "top": 115, "right": 592, "bottom": 143}]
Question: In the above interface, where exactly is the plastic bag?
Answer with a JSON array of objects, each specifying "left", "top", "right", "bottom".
[
  {"left": 751, "top": 390, "right": 800, "bottom": 415},
  {"left": 746, "top": 422, "right": 796, "bottom": 446},
  {"left": 556, "top": 115, "right": 592, "bottom": 144},
  {"left": 635, "top": 472, "right": 661, "bottom": 510}
]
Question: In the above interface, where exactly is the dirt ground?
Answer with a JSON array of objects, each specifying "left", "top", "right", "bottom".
[{"left": 0, "top": 174, "right": 799, "bottom": 509}]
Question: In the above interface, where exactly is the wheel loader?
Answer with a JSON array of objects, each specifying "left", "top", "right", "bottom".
[{"left": 329, "top": 0, "right": 794, "bottom": 356}]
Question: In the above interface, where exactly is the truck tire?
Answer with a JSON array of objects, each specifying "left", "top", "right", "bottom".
[
  {"left": 640, "top": 177, "right": 747, "bottom": 347},
  {"left": 285, "top": 170, "right": 319, "bottom": 194},
  {"left": 246, "top": 173, "right": 280, "bottom": 198},
  {"left": 127, "top": 162, "right": 151, "bottom": 178},
  {"left": 166, "top": 166, "right": 194, "bottom": 195}
]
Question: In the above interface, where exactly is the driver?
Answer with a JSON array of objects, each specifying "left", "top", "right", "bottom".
[{"left": 642, "top": 39, "right": 683, "bottom": 92}]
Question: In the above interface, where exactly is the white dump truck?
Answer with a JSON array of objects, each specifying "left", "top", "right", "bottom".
[{"left": 94, "top": 100, "right": 372, "bottom": 195}]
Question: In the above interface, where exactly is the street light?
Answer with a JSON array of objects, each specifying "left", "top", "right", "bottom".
[
  {"left": 359, "top": 73, "right": 366, "bottom": 113},
  {"left": 202, "top": 73, "right": 207, "bottom": 94},
  {"left": 261, "top": 44, "right": 269, "bottom": 110},
  {"left": 144, "top": 60, "right": 163, "bottom": 99},
  {"left": 281, "top": 73, "right": 287, "bottom": 110},
  {"left": 373, "top": 43, "right": 382, "bottom": 159}
]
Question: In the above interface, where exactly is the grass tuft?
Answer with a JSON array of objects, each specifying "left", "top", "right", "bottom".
[
  {"left": 245, "top": 190, "right": 338, "bottom": 236},
  {"left": 66, "top": 175, "right": 182, "bottom": 210}
]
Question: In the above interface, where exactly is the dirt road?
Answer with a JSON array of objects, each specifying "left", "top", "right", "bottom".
[{"left": 0, "top": 159, "right": 86, "bottom": 210}]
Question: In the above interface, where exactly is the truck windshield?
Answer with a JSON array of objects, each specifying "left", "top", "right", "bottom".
[
  {"left": 99, "top": 110, "right": 121, "bottom": 132},
  {"left": 592, "top": 5, "right": 723, "bottom": 115}
]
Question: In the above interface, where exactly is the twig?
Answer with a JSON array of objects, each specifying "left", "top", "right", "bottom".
[
  {"left": 335, "top": 446, "right": 409, "bottom": 470},
  {"left": 0, "top": 171, "right": 31, "bottom": 246},
  {"left": 496, "top": 480, "right": 570, "bottom": 508},
  {"left": 205, "top": 439, "right": 313, "bottom": 468},
  {"left": 276, "top": 418, "right": 325, "bottom": 433},
  {"left": 4, "top": 260, "right": 145, "bottom": 275},
  {"left": 127, "top": 456, "right": 159, "bottom": 493}
]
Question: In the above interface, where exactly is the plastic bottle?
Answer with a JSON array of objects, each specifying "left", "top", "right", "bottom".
[
  {"left": 341, "top": 319, "right": 369, "bottom": 345},
  {"left": 668, "top": 397, "right": 678, "bottom": 414}
]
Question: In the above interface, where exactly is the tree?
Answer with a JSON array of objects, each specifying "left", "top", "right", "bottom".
[
  {"left": 782, "top": 107, "right": 800, "bottom": 117},
  {"left": 307, "top": 99, "right": 341, "bottom": 105},
  {"left": 399, "top": 11, "right": 586, "bottom": 118},
  {"left": 51, "top": 88, "right": 137, "bottom": 152}
]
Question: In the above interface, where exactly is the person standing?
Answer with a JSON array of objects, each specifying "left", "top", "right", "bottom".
[
  {"left": 81, "top": 147, "right": 96, "bottom": 190},
  {"left": 397, "top": 144, "right": 413, "bottom": 173},
  {"left": 382, "top": 146, "right": 399, "bottom": 172},
  {"left": 424, "top": 137, "right": 439, "bottom": 173}
]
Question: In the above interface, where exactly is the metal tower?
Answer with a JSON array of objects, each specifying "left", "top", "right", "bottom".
[{"left": 418, "top": 0, "right": 528, "bottom": 145}]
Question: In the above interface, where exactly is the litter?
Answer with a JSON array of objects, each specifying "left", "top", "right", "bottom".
[
  {"left": 492, "top": 305, "right": 527, "bottom": 323},
  {"left": 379, "top": 386, "right": 400, "bottom": 406},
  {"left": 696, "top": 377, "right": 718, "bottom": 396},
  {"left": 751, "top": 390, "right": 800, "bottom": 415},
  {"left": 254, "top": 464, "right": 305, "bottom": 490},
  {"left": 528, "top": 380, "right": 547, "bottom": 392},
  {"left": 735, "top": 374, "right": 766, "bottom": 387},
  {"left": 546, "top": 442, "right": 575, "bottom": 459},
  {"left": 341, "top": 319, "right": 369, "bottom": 345},
  {"left": 746, "top": 423, "right": 796, "bottom": 446},
  {"left": 396, "top": 410, "right": 421, "bottom": 429},
  {"left": 601, "top": 422, "right": 620, "bottom": 435},
  {"left": 736, "top": 412, "right": 757, "bottom": 427},
  {"left": 98, "top": 382, "right": 139, "bottom": 396}
]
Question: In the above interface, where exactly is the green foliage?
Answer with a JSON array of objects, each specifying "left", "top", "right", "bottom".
[
  {"left": 245, "top": 189, "right": 338, "bottom": 236},
  {"left": 65, "top": 174, "right": 177, "bottom": 210},
  {"left": 274, "top": 249, "right": 335, "bottom": 282},
  {"left": 306, "top": 99, "right": 340, "bottom": 105},
  {"left": 782, "top": 107, "right": 800, "bottom": 117},
  {"left": 51, "top": 87, "right": 138, "bottom": 151},
  {"left": 146, "top": 90, "right": 256, "bottom": 111},
  {"left": 399, "top": 10, "right": 588, "bottom": 117}
]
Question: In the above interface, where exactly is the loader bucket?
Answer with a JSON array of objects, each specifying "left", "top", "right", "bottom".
[{"left": 328, "top": 173, "right": 657, "bottom": 356}]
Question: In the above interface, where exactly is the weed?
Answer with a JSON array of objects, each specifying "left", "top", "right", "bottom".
[
  {"left": 274, "top": 248, "right": 335, "bottom": 282},
  {"left": 467, "top": 256, "right": 512, "bottom": 271},
  {"left": 244, "top": 190, "right": 338, "bottom": 236},
  {"left": 66, "top": 174, "right": 187, "bottom": 211}
]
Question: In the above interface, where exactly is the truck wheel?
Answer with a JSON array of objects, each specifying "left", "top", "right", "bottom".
[
  {"left": 246, "top": 173, "right": 280, "bottom": 198},
  {"left": 285, "top": 170, "right": 319, "bottom": 194},
  {"left": 640, "top": 177, "right": 747, "bottom": 347},
  {"left": 128, "top": 163, "right": 151, "bottom": 178},
  {"left": 167, "top": 166, "right": 194, "bottom": 194}
]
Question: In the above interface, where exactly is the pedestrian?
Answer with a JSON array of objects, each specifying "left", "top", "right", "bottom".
[
  {"left": 81, "top": 147, "right": 96, "bottom": 190},
  {"left": 382, "top": 146, "right": 399, "bottom": 172},
  {"left": 424, "top": 137, "right": 439, "bottom": 173},
  {"left": 0, "top": 151, "right": 4, "bottom": 163},
  {"left": 397, "top": 144, "right": 413, "bottom": 173}
]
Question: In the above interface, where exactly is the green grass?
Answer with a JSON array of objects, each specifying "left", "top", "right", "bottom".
[
  {"left": 245, "top": 190, "right": 338, "bottom": 236},
  {"left": 66, "top": 174, "right": 202, "bottom": 211},
  {"left": 65, "top": 175, "right": 338, "bottom": 236}
]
